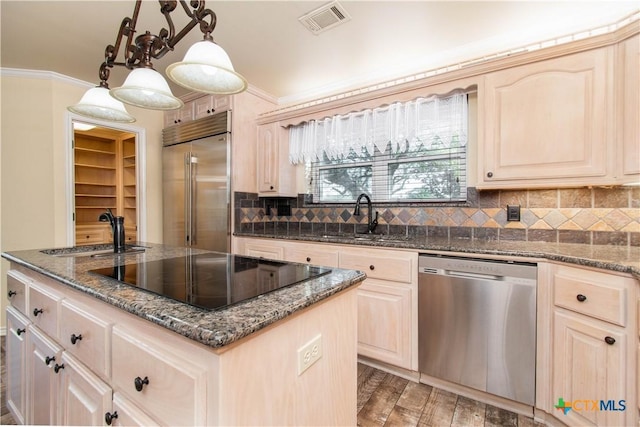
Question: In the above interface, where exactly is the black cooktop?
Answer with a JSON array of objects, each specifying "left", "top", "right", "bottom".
[{"left": 89, "top": 253, "right": 331, "bottom": 310}]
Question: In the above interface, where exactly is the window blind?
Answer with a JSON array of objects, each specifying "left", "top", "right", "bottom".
[{"left": 289, "top": 91, "right": 469, "bottom": 203}]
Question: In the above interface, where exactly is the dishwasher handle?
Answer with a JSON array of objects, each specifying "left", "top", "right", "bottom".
[
  {"left": 419, "top": 266, "right": 502, "bottom": 281},
  {"left": 446, "top": 270, "right": 502, "bottom": 281}
]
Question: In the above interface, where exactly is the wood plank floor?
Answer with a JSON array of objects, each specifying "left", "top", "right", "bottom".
[
  {"left": 357, "top": 363, "right": 543, "bottom": 427},
  {"left": 1, "top": 335, "right": 541, "bottom": 426}
]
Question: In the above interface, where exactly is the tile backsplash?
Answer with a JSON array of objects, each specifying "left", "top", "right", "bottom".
[{"left": 235, "top": 187, "right": 640, "bottom": 247}]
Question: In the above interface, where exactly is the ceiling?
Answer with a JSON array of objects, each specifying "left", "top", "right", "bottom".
[{"left": 1, "top": 1, "right": 638, "bottom": 105}]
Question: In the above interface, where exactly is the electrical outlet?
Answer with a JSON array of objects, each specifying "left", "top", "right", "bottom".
[
  {"left": 297, "top": 334, "right": 322, "bottom": 375},
  {"left": 507, "top": 205, "right": 521, "bottom": 221}
]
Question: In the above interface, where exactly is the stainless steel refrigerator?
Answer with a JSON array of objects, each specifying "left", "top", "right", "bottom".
[{"left": 162, "top": 111, "right": 231, "bottom": 252}]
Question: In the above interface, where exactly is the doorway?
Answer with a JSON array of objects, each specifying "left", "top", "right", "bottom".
[{"left": 69, "top": 119, "right": 144, "bottom": 246}]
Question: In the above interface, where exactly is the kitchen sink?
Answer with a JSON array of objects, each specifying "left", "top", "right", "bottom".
[{"left": 41, "top": 244, "right": 146, "bottom": 258}]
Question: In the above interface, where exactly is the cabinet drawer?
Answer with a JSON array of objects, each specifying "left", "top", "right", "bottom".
[
  {"left": 28, "top": 282, "right": 63, "bottom": 340},
  {"left": 60, "top": 299, "right": 112, "bottom": 379},
  {"left": 75, "top": 229, "right": 108, "bottom": 245},
  {"left": 284, "top": 244, "right": 339, "bottom": 268},
  {"left": 111, "top": 326, "right": 207, "bottom": 426},
  {"left": 7, "top": 270, "right": 28, "bottom": 315},
  {"left": 340, "top": 249, "right": 415, "bottom": 284},
  {"left": 553, "top": 266, "right": 628, "bottom": 326}
]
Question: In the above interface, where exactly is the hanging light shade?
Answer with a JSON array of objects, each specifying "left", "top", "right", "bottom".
[
  {"left": 110, "top": 68, "right": 184, "bottom": 110},
  {"left": 67, "top": 85, "right": 136, "bottom": 123},
  {"left": 166, "top": 40, "right": 247, "bottom": 95}
]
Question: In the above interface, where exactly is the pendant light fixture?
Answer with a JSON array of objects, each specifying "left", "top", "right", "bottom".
[{"left": 68, "top": 0, "right": 246, "bottom": 123}]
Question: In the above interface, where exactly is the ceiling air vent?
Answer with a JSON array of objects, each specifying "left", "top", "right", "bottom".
[{"left": 299, "top": 1, "right": 351, "bottom": 35}]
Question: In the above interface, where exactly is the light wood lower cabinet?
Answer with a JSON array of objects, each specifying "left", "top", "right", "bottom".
[
  {"left": 111, "top": 325, "right": 208, "bottom": 426},
  {"left": 5, "top": 261, "right": 358, "bottom": 426},
  {"left": 58, "top": 351, "right": 112, "bottom": 426},
  {"left": 6, "top": 306, "right": 29, "bottom": 425},
  {"left": 546, "top": 263, "right": 637, "bottom": 427},
  {"left": 27, "top": 326, "right": 62, "bottom": 425},
  {"left": 356, "top": 281, "right": 412, "bottom": 368},
  {"left": 234, "top": 237, "right": 417, "bottom": 371}
]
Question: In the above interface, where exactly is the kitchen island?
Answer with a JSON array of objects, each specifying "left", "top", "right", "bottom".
[{"left": 3, "top": 243, "right": 366, "bottom": 426}]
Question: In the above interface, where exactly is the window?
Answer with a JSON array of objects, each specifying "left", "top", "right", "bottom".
[{"left": 289, "top": 91, "right": 468, "bottom": 203}]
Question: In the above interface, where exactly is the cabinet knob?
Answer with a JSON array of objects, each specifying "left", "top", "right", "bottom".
[
  {"left": 270, "top": 185, "right": 274, "bottom": 190},
  {"left": 369, "top": 265, "right": 375, "bottom": 271},
  {"left": 54, "top": 363, "right": 65, "bottom": 373},
  {"left": 45, "top": 356, "right": 55, "bottom": 366},
  {"left": 8, "top": 290, "right": 16, "bottom": 298},
  {"left": 70, "top": 334, "right": 83, "bottom": 345},
  {"left": 604, "top": 336, "right": 616, "bottom": 345},
  {"left": 576, "top": 294, "right": 587, "bottom": 302},
  {"left": 487, "top": 172, "right": 493, "bottom": 178},
  {"left": 16, "top": 328, "right": 26, "bottom": 336},
  {"left": 134, "top": 376, "right": 149, "bottom": 392},
  {"left": 33, "top": 308, "right": 44, "bottom": 317},
  {"left": 105, "top": 411, "right": 119, "bottom": 426},
  {"left": 306, "top": 257, "right": 311, "bottom": 262},
  {"left": 85, "top": 235, "right": 90, "bottom": 239}
]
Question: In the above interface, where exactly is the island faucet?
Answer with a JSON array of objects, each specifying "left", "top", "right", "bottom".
[
  {"left": 354, "top": 193, "right": 378, "bottom": 234},
  {"left": 98, "top": 208, "right": 126, "bottom": 253}
]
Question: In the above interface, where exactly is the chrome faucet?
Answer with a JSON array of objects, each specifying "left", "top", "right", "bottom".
[
  {"left": 354, "top": 193, "right": 378, "bottom": 234},
  {"left": 98, "top": 208, "right": 126, "bottom": 253}
]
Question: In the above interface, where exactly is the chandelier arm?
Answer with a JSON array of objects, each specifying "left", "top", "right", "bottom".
[{"left": 101, "top": 0, "right": 142, "bottom": 74}]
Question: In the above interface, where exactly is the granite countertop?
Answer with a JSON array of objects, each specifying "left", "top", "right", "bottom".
[
  {"left": 235, "top": 232, "right": 640, "bottom": 280},
  {"left": 1, "top": 243, "right": 366, "bottom": 348}
]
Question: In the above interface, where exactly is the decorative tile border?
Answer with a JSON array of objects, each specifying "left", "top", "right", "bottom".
[{"left": 235, "top": 187, "right": 640, "bottom": 246}]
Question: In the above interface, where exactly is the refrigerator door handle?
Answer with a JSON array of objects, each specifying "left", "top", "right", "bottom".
[
  {"left": 190, "top": 154, "right": 198, "bottom": 246},
  {"left": 184, "top": 152, "right": 191, "bottom": 246}
]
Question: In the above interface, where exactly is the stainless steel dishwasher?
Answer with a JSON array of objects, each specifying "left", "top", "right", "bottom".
[{"left": 418, "top": 254, "right": 537, "bottom": 406}]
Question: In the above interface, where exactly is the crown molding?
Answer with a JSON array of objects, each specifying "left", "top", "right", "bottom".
[{"left": 0, "top": 67, "right": 93, "bottom": 89}]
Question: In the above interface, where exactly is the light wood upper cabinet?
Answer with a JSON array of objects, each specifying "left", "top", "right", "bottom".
[
  {"left": 164, "top": 95, "right": 231, "bottom": 126},
  {"left": 164, "top": 102, "right": 194, "bottom": 127},
  {"left": 479, "top": 47, "right": 613, "bottom": 188},
  {"left": 257, "top": 122, "right": 297, "bottom": 197},
  {"left": 618, "top": 33, "right": 640, "bottom": 181}
]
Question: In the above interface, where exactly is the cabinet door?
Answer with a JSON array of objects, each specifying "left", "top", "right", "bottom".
[
  {"left": 7, "top": 269, "right": 28, "bottom": 314},
  {"left": 618, "top": 34, "right": 640, "bottom": 180},
  {"left": 60, "top": 298, "right": 113, "bottom": 379},
  {"left": 58, "top": 352, "right": 112, "bottom": 426},
  {"left": 243, "top": 240, "right": 285, "bottom": 260},
  {"left": 6, "top": 307, "right": 29, "bottom": 425},
  {"left": 480, "top": 48, "right": 612, "bottom": 188},
  {"left": 164, "top": 102, "right": 194, "bottom": 127},
  {"left": 357, "top": 281, "right": 413, "bottom": 369},
  {"left": 111, "top": 325, "right": 208, "bottom": 427},
  {"left": 283, "top": 242, "right": 340, "bottom": 268},
  {"left": 257, "top": 122, "right": 296, "bottom": 196},
  {"left": 193, "top": 95, "right": 215, "bottom": 120},
  {"left": 553, "top": 310, "right": 628, "bottom": 427},
  {"left": 257, "top": 122, "right": 279, "bottom": 193},
  {"left": 27, "top": 326, "right": 62, "bottom": 426},
  {"left": 109, "top": 392, "right": 160, "bottom": 427}
]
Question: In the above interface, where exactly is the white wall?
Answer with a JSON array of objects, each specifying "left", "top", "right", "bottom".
[{"left": 0, "top": 70, "right": 165, "bottom": 330}]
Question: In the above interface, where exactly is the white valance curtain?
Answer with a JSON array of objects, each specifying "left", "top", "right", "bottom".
[{"left": 289, "top": 90, "right": 468, "bottom": 164}]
